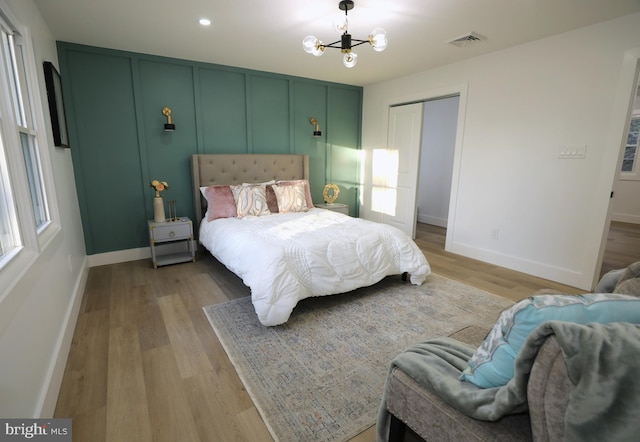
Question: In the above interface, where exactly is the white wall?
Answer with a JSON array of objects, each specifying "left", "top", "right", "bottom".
[
  {"left": 416, "top": 96, "right": 459, "bottom": 227},
  {"left": 361, "top": 13, "right": 640, "bottom": 290},
  {"left": 612, "top": 180, "right": 640, "bottom": 223},
  {"left": 0, "top": 0, "right": 87, "bottom": 417}
]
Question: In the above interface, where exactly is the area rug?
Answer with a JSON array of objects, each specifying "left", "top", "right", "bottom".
[{"left": 203, "top": 273, "right": 513, "bottom": 442}]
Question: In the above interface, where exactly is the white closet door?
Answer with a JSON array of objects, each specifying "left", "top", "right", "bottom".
[{"left": 380, "top": 103, "right": 423, "bottom": 238}]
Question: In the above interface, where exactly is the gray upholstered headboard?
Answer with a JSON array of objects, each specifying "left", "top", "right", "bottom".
[{"left": 191, "top": 154, "right": 310, "bottom": 231}]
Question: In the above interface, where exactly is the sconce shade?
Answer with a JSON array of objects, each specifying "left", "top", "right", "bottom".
[{"left": 164, "top": 123, "right": 175, "bottom": 131}]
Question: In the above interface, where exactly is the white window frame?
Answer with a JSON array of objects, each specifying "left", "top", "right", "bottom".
[{"left": 0, "top": 2, "right": 61, "bottom": 296}]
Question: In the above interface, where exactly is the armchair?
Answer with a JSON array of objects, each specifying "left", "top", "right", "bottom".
[{"left": 379, "top": 261, "right": 640, "bottom": 442}]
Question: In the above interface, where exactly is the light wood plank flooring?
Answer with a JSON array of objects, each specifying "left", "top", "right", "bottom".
[
  {"left": 599, "top": 221, "right": 640, "bottom": 277},
  {"left": 54, "top": 222, "right": 636, "bottom": 441}
]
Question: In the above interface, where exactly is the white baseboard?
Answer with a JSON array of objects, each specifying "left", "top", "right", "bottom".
[
  {"left": 87, "top": 243, "right": 191, "bottom": 267},
  {"left": 87, "top": 247, "right": 151, "bottom": 267},
  {"left": 611, "top": 213, "right": 640, "bottom": 224},
  {"left": 447, "top": 241, "right": 592, "bottom": 291},
  {"left": 417, "top": 214, "right": 447, "bottom": 228},
  {"left": 37, "top": 256, "right": 90, "bottom": 417}
]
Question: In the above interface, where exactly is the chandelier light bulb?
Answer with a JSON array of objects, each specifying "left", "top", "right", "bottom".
[
  {"left": 334, "top": 15, "right": 348, "bottom": 34},
  {"left": 369, "top": 28, "right": 388, "bottom": 52},
  {"left": 302, "top": 35, "right": 325, "bottom": 56},
  {"left": 343, "top": 52, "right": 358, "bottom": 68}
]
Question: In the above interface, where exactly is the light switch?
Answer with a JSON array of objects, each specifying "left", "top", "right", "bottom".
[{"left": 558, "top": 144, "right": 587, "bottom": 159}]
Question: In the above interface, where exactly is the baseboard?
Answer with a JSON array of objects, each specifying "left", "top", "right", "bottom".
[
  {"left": 611, "top": 213, "right": 640, "bottom": 224},
  {"left": 417, "top": 214, "right": 447, "bottom": 227},
  {"left": 36, "top": 256, "right": 90, "bottom": 417},
  {"left": 447, "top": 241, "right": 591, "bottom": 291},
  {"left": 87, "top": 247, "right": 150, "bottom": 267}
]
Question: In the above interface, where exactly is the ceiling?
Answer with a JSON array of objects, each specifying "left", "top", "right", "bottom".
[{"left": 33, "top": 0, "right": 640, "bottom": 86}]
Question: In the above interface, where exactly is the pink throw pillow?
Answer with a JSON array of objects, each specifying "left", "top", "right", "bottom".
[
  {"left": 204, "top": 185, "right": 237, "bottom": 221},
  {"left": 265, "top": 185, "right": 279, "bottom": 213}
]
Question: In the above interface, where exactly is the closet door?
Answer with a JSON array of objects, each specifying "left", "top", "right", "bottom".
[{"left": 378, "top": 103, "right": 423, "bottom": 238}]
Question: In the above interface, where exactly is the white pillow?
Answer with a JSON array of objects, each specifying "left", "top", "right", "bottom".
[{"left": 242, "top": 180, "right": 275, "bottom": 187}]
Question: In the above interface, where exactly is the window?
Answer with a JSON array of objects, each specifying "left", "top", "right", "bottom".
[
  {"left": 622, "top": 116, "right": 639, "bottom": 173},
  {"left": 0, "top": 9, "right": 52, "bottom": 267},
  {"left": 0, "top": 127, "right": 18, "bottom": 256}
]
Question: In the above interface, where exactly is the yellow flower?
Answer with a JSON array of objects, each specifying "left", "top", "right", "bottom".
[{"left": 150, "top": 179, "right": 169, "bottom": 193}]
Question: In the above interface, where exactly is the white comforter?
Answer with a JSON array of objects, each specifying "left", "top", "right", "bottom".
[{"left": 199, "top": 208, "right": 430, "bottom": 326}]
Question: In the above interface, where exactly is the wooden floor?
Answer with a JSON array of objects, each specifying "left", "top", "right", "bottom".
[
  {"left": 599, "top": 221, "right": 640, "bottom": 277},
  {"left": 54, "top": 222, "right": 637, "bottom": 441}
]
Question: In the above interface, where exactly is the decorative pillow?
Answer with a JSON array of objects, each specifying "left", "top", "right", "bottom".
[
  {"left": 242, "top": 180, "right": 276, "bottom": 187},
  {"left": 264, "top": 186, "right": 279, "bottom": 214},
  {"left": 241, "top": 181, "right": 279, "bottom": 213},
  {"left": 231, "top": 184, "right": 271, "bottom": 218},
  {"left": 199, "top": 186, "right": 209, "bottom": 218},
  {"left": 460, "top": 293, "right": 640, "bottom": 388},
  {"left": 203, "top": 185, "right": 237, "bottom": 221},
  {"left": 271, "top": 183, "right": 309, "bottom": 213},
  {"left": 276, "top": 179, "right": 314, "bottom": 209}
]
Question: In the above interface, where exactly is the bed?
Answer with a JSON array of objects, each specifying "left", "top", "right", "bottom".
[{"left": 192, "top": 153, "right": 431, "bottom": 326}]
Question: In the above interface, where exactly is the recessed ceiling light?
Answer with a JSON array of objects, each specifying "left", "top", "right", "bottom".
[{"left": 199, "top": 18, "right": 211, "bottom": 26}]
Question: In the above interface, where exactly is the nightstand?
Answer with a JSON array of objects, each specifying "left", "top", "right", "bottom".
[
  {"left": 148, "top": 217, "right": 196, "bottom": 268},
  {"left": 315, "top": 203, "right": 349, "bottom": 215}
]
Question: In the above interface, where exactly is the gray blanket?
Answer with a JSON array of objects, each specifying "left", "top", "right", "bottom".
[{"left": 377, "top": 321, "right": 640, "bottom": 442}]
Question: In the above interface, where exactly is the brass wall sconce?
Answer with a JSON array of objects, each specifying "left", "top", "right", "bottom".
[
  {"left": 162, "top": 107, "right": 175, "bottom": 131},
  {"left": 309, "top": 117, "right": 322, "bottom": 137}
]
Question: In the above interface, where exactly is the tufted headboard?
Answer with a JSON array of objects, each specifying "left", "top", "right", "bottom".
[{"left": 191, "top": 154, "right": 310, "bottom": 231}]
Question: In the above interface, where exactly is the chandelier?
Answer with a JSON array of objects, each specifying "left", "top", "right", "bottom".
[{"left": 302, "top": 0, "right": 388, "bottom": 68}]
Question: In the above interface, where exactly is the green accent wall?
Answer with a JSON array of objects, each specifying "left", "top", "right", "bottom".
[{"left": 57, "top": 43, "right": 363, "bottom": 255}]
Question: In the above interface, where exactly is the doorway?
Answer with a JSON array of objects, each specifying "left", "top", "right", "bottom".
[
  {"left": 381, "top": 95, "right": 461, "bottom": 239},
  {"left": 597, "top": 54, "right": 640, "bottom": 280},
  {"left": 373, "top": 87, "right": 466, "bottom": 244},
  {"left": 416, "top": 96, "right": 460, "bottom": 230}
]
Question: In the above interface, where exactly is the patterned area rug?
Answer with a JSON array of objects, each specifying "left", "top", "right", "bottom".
[{"left": 203, "top": 273, "right": 513, "bottom": 442}]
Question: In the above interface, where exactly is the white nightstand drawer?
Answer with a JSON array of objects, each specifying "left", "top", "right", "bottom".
[{"left": 150, "top": 222, "right": 191, "bottom": 242}]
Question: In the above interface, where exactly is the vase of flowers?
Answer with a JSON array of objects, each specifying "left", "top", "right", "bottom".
[{"left": 151, "top": 179, "right": 169, "bottom": 222}]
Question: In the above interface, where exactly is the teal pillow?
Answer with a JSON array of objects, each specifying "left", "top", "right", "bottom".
[{"left": 460, "top": 293, "right": 640, "bottom": 388}]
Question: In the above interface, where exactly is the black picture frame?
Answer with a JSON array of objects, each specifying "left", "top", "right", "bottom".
[{"left": 43, "top": 61, "right": 70, "bottom": 148}]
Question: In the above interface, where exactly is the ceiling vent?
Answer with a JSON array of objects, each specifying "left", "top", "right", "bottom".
[{"left": 448, "top": 32, "right": 485, "bottom": 48}]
